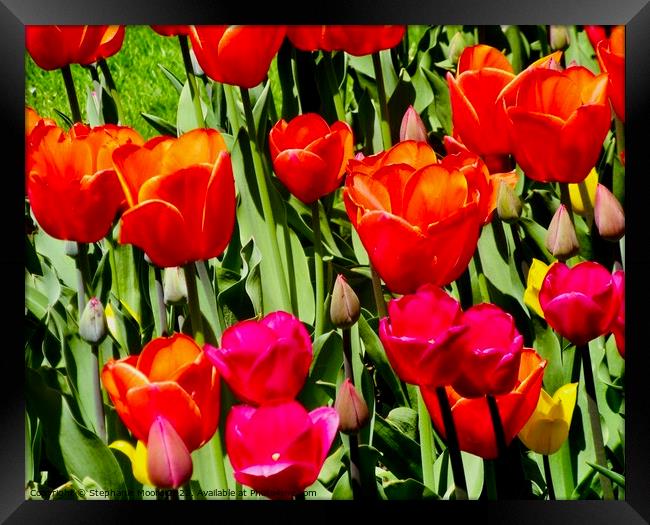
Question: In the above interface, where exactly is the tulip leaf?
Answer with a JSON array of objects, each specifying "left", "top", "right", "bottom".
[
  {"left": 33, "top": 230, "right": 77, "bottom": 290},
  {"left": 300, "top": 331, "right": 343, "bottom": 409},
  {"left": 586, "top": 462, "right": 625, "bottom": 489},
  {"left": 433, "top": 450, "right": 484, "bottom": 500},
  {"left": 141, "top": 112, "right": 177, "bottom": 137},
  {"left": 383, "top": 478, "right": 438, "bottom": 500},
  {"left": 331, "top": 470, "right": 353, "bottom": 500},
  {"left": 531, "top": 316, "right": 564, "bottom": 395},
  {"left": 176, "top": 80, "right": 210, "bottom": 134},
  {"left": 318, "top": 445, "right": 345, "bottom": 488},
  {"left": 108, "top": 242, "right": 144, "bottom": 328},
  {"left": 421, "top": 67, "right": 452, "bottom": 136},
  {"left": 373, "top": 415, "right": 422, "bottom": 481},
  {"left": 85, "top": 82, "right": 103, "bottom": 127},
  {"left": 157, "top": 64, "right": 184, "bottom": 94},
  {"left": 26, "top": 367, "right": 128, "bottom": 496}
]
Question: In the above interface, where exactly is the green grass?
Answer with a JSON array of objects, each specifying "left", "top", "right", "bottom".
[{"left": 26, "top": 26, "right": 185, "bottom": 140}]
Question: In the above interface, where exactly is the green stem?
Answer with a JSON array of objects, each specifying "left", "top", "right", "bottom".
[
  {"left": 182, "top": 481, "right": 193, "bottom": 500},
  {"left": 371, "top": 52, "right": 392, "bottom": 149},
  {"left": 153, "top": 267, "right": 169, "bottom": 337},
  {"left": 370, "top": 265, "right": 388, "bottom": 318},
  {"left": 311, "top": 201, "right": 325, "bottom": 338},
  {"left": 183, "top": 262, "right": 204, "bottom": 346},
  {"left": 579, "top": 344, "right": 614, "bottom": 500},
  {"left": 323, "top": 52, "right": 345, "bottom": 122},
  {"left": 223, "top": 84, "right": 242, "bottom": 132},
  {"left": 485, "top": 460, "right": 497, "bottom": 500},
  {"left": 97, "top": 58, "right": 124, "bottom": 124},
  {"left": 613, "top": 116, "right": 625, "bottom": 205},
  {"left": 578, "top": 180, "right": 595, "bottom": 228},
  {"left": 487, "top": 394, "right": 508, "bottom": 458},
  {"left": 239, "top": 87, "right": 292, "bottom": 312},
  {"left": 290, "top": 49, "right": 303, "bottom": 114},
  {"left": 342, "top": 328, "right": 363, "bottom": 499},
  {"left": 436, "top": 387, "right": 468, "bottom": 500},
  {"left": 179, "top": 35, "right": 205, "bottom": 129},
  {"left": 417, "top": 388, "right": 436, "bottom": 491},
  {"left": 543, "top": 454, "right": 555, "bottom": 500},
  {"left": 559, "top": 182, "right": 574, "bottom": 224},
  {"left": 196, "top": 260, "right": 224, "bottom": 341},
  {"left": 90, "top": 344, "right": 107, "bottom": 443},
  {"left": 209, "top": 433, "right": 230, "bottom": 498},
  {"left": 61, "top": 65, "right": 82, "bottom": 123}
]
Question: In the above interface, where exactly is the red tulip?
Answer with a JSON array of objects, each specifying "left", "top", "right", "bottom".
[
  {"left": 25, "top": 108, "right": 56, "bottom": 175},
  {"left": 26, "top": 123, "right": 142, "bottom": 242},
  {"left": 584, "top": 25, "right": 607, "bottom": 52},
  {"left": 269, "top": 113, "right": 354, "bottom": 204},
  {"left": 422, "top": 348, "right": 546, "bottom": 459},
  {"left": 378, "top": 284, "right": 466, "bottom": 387},
  {"left": 226, "top": 401, "right": 339, "bottom": 499},
  {"left": 611, "top": 270, "right": 625, "bottom": 358},
  {"left": 26, "top": 25, "right": 122, "bottom": 70},
  {"left": 505, "top": 65, "right": 610, "bottom": 183},
  {"left": 597, "top": 25, "right": 625, "bottom": 122},
  {"left": 344, "top": 141, "right": 489, "bottom": 293},
  {"left": 205, "top": 311, "right": 312, "bottom": 405},
  {"left": 451, "top": 304, "right": 524, "bottom": 398},
  {"left": 539, "top": 262, "right": 620, "bottom": 346},
  {"left": 101, "top": 333, "right": 220, "bottom": 453},
  {"left": 287, "top": 25, "right": 405, "bottom": 56},
  {"left": 115, "top": 129, "right": 236, "bottom": 267},
  {"left": 447, "top": 45, "right": 515, "bottom": 162},
  {"left": 189, "top": 26, "right": 286, "bottom": 88},
  {"left": 151, "top": 25, "right": 191, "bottom": 37}
]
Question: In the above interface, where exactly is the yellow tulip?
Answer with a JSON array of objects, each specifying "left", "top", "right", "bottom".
[
  {"left": 568, "top": 168, "right": 597, "bottom": 216},
  {"left": 109, "top": 440, "right": 151, "bottom": 486},
  {"left": 518, "top": 383, "right": 578, "bottom": 455},
  {"left": 523, "top": 258, "right": 555, "bottom": 318}
]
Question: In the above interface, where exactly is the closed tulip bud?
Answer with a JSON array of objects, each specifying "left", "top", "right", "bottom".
[
  {"left": 334, "top": 379, "right": 369, "bottom": 434},
  {"left": 550, "top": 26, "right": 570, "bottom": 50},
  {"left": 448, "top": 31, "right": 467, "bottom": 64},
  {"left": 147, "top": 417, "right": 193, "bottom": 489},
  {"left": 79, "top": 297, "right": 108, "bottom": 344},
  {"left": 330, "top": 275, "right": 360, "bottom": 329},
  {"left": 594, "top": 183, "right": 625, "bottom": 241},
  {"left": 399, "top": 105, "right": 428, "bottom": 143},
  {"left": 546, "top": 205, "right": 579, "bottom": 260},
  {"left": 496, "top": 181, "right": 522, "bottom": 222},
  {"left": 163, "top": 267, "right": 188, "bottom": 305}
]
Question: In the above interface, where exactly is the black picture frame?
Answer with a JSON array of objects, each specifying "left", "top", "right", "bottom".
[{"left": 6, "top": 1, "right": 650, "bottom": 523}]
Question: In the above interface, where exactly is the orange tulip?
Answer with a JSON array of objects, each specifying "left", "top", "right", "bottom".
[
  {"left": 101, "top": 333, "right": 220, "bottom": 453},
  {"left": 505, "top": 65, "right": 610, "bottom": 183},
  {"left": 287, "top": 25, "right": 405, "bottom": 56},
  {"left": 26, "top": 123, "right": 142, "bottom": 242},
  {"left": 189, "top": 26, "right": 286, "bottom": 88},
  {"left": 597, "top": 25, "right": 624, "bottom": 122},
  {"left": 114, "top": 129, "right": 236, "bottom": 267},
  {"left": 422, "top": 348, "right": 547, "bottom": 459},
  {"left": 344, "top": 141, "right": 491, "bottom": 294},
  {"left": 26, "top": 25, "right": 122, "bottom": 70},
  {"left": 447, "top": 45, "right": 515, "bottom": 163},
  {"left": 269, "top": 113, "right": 354, "bottom": 204}
]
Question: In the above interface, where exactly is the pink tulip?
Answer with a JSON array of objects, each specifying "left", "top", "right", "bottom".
[
  {"left": 451, "top": 303, "right": 524, "bottom": 398},
  {"left": 539, "top": 262, "right": 620, "bottom": 346},
  {"left": 379, "top": 284, "right": 466, "bottom": 387},
  {"left": 226, "top": 401, "right": 339, "bottom": 499},
  {"left": 205, "top": 311, "right": 312, "bottom": 405}
]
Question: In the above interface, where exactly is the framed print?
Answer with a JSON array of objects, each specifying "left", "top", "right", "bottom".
[{"left": 5, "top": 0, "right": 650, "bottom": 523}]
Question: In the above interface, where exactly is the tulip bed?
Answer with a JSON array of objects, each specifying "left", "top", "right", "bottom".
[{"left": 25, "top": 25, "right": 625, "bottom": 501}]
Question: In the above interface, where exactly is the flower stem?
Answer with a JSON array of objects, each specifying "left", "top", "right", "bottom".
[
  {"left": 559, "top": 182, "right": 574, "bottom": 224},
  {"left": 61, "top": 65, "right": 82, "bottom": 123},
  {"left": 370, "top": 265, "right": 388, "bottom": 318},
  {"left": 196, "top": 260, "right": 224, "bottom": 341},
  {"left": 417, "top": 388, "right": 436, "bottom": 491},
  {"left": 183, "top": 262, "right": 204, "bottom": 346},
  {"left": 97, "top": 58, "right": 124, "bottom": 124},
  {"left": 371, "top": 52, "right": 392, "bottom": 149},
  {"left": 153, "top": 267, "right": 168, "bottom": 337},
  {"left": 178, "top": 34, "right": 205, "bottom": 129},
  {"left": 487, "top": 394, "right": 508, "bottom": 458},
  {"left": 543, "top": 454, "right": 555, "bottom": 500},
  {"left": 579, "top": 344, "right": 614, "bottom": 500},
  {"left": 435, "top": 387, "right": 468, "bottom": 499},
  {"left": 239, "top": 87, "right": 292, "bottom": 313},
  {"left": 323, "top": 52, "right": 345, "bottom": 122},
  {"left": 90, "top": 344, "right": 107, "bottom": 443},
  {"left": 311, "top": 201, "right": 325, "bottom": 338},
  {"left": 342, "top": 328, "right": 363, "bottom": 498},
  {"left": 484, "top": 459, "right": 497, "bottom": 500}
]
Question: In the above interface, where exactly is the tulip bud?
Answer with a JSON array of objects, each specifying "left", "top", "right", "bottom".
[
  {"left": 448, "top": 31, "right": 467, "bottom": 64},
  {"left": 335, "top": 379, "right": 370, "bottom": 434},
  {"left": 545, "top": 205, "right": 579, "bottom": 260},
  {"left": 64, "top": 240, "right": 79, "bottom": 257},
  {"left": 496, "top": 181, "right": 522, "bottom": 223},
  {"left": 399, "top": 105, "right": 428, "bottom": 143},
  {"left": 594, "top": 183, "right": 625, "bottom": 241},
  {"left": 79, "top": 297, "right": 108, "bottom": 344},
  {"left": 147, "top": 417, "right": 193, "bottom": 489},
  {"left": 549, "top": 26, "right": 570, "bottom": 50},
  {"left": 163, "top": 267, "right": 188, "bottom": 305},
  {"left": 330, "top": 275, "right": 361, "bottom": 329}
]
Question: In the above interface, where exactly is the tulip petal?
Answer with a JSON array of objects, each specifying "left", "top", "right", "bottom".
[
  {"left": 201, "top": 151, "right": 236, "bottom": 259},
  {"left": 458, "top": 45, "right": 514, "bottom": 74},
  {"left": 273, "top": 149, "right": 329, "bottom": 204},
  {"left": 136, "top": 333, "right": 201, "bottom": 382}
]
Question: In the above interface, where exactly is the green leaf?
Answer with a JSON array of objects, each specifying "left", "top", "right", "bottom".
[
  {"left": 422, "top": 67, "right": 452, "bottom": 135},
  {"left": 141, "top": 112, "right": 177, "bottom": 137},
  {"left": 33, "top": 230, "right": 77, "bottom": 290},
  {"left": 383, "top": 478, "right": 438, "bottom": 500},
  {"left": 176, "top": 80, "right": 210, "bottom": 134},
  {"left": 532, "top": 316, "right": 564, "bottom": 394},
  {"left": 586, "top": 462, "right": 625, "bottom": 489},
  {"left": 158, "top": 64, "right": 184, "bottom": 94},
  {"left": 373, "top": 415, "right": 422, "bottom": 481},
  {"left": 85, "top": 82, "right": 103, "bottom": 127},
  {"left": 26, "top": 367, "right": 127, "bottom": 496},
  {"left": 300, "top": 331, "right": 342, "bottom": 409},
  {"left": 386, "top": 407, "right": 418, "bottom": 441},
  {"left": 433, "top": 450, "right": 484, "bottom": 500}
]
